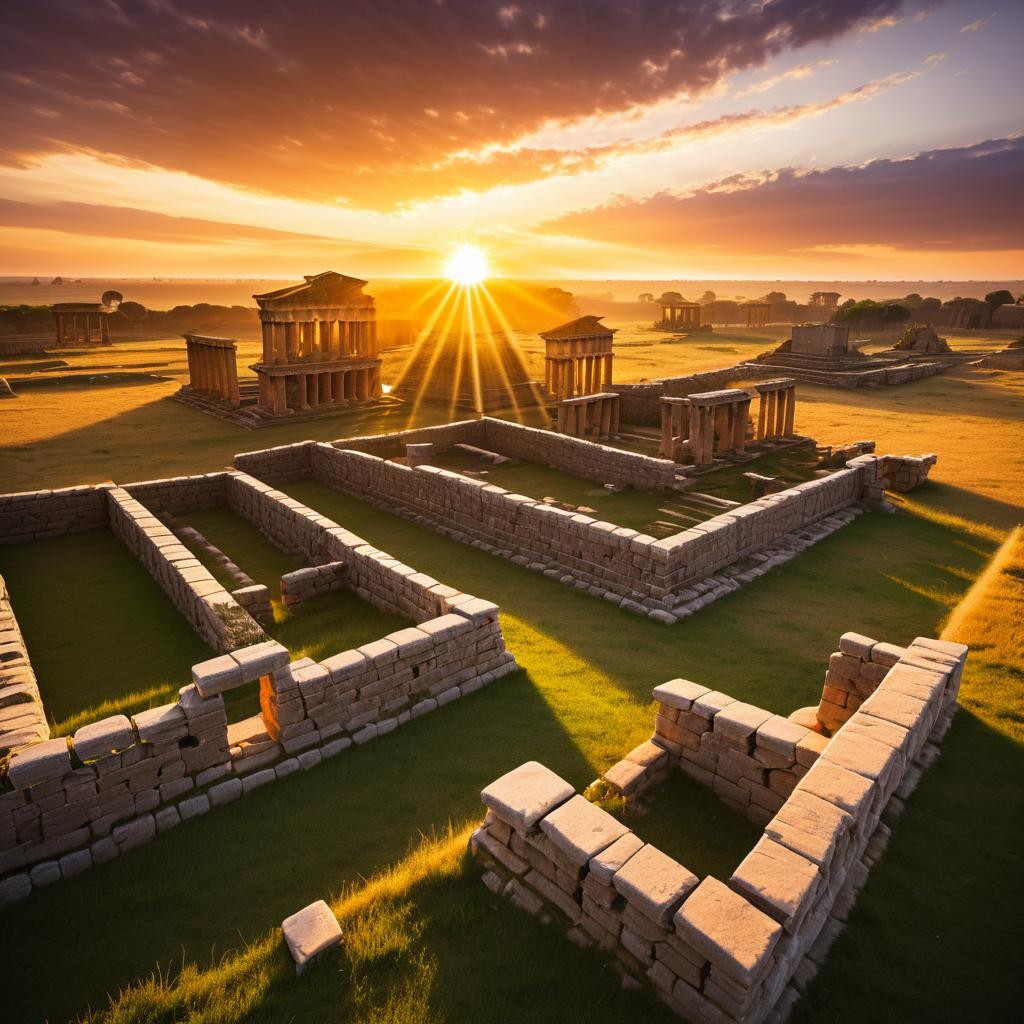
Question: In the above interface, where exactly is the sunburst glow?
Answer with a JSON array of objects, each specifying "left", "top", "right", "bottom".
[{"left": 444, "top": 244, "right": 489, "bottom": 286}]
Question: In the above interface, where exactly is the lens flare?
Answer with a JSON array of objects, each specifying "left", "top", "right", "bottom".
[{"left": 444, "top": 244, "right": 489, "bottom": 286}]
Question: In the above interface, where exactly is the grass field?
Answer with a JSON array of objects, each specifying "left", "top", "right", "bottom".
[{"left": 0, "top": 333, "right": 1021, "bottom": 1024}]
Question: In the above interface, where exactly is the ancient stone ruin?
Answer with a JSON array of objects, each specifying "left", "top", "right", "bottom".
[
  {"left": 891, "top": 324, "right": 951, "bottom": 355},
  {"left": 0, "top": 466, "right": 516, "bottom": 905},
  {"left": 51, "top": 290, "right": 121, "bottom": 348},
  {"left": 472, "top": 631, "right": 968, "bottom": 1024}
]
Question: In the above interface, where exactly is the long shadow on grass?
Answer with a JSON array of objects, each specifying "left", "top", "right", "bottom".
[
  {"left": 1, "top": 670, "right": 601, "bottom": 1024},
  {"left": 791, "top": 708, "right": 1024, "bottom": 1024},
  {"left": 283, "top": 480, "right": 995, "bottom": 718}
]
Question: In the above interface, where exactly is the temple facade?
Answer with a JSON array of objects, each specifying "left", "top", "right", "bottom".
[
  {"left": 541, "top": 315, "right": 615, "bottom": 401},
  {"left": 251, "top": 272, "right": 382, "bottom": 418}
]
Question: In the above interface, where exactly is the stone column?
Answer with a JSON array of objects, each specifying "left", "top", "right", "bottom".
[
  {"left": 557, "top": 401, "right": 567, "bottom": 433},
  {"left": 783, "top": 386, "right": 795, "bottom": 436},
  {"left": 764, "top": 391, "right": 777, "bottom": 439},
  {"left": 660, "top": 400, "right": 673, "bottom": 456},
  {"left": 700, "top": 405, "right": 715, "bottom": 465},
  {"left": 756, "top": 393, "right": 767, "bottom": 441},
  {"left": 775, "top": 389, "right": 787, "bottom": 437},
  {"left": 272, "top": 376, "right": 286, "bottom": 415},
  {"left": 600, "top": 397, "right": 613, "bottom": 438},
  {"left": 100, "top": 314, "right": 109, "bottom": 344},
  {"left": 733, "top": 398, "right": 749, "bottom": 453},
  {"left": 611, "top": 395, "right": 621, "bottom": 435}
]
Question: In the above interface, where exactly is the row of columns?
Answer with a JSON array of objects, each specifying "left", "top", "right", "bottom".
[
  {"left": 257, "top": 365, "right": 381, "bottom": 416},
  {"left": 745, "top": 304, "right": 771, "bottom": 328},
  {"left": 659, "top": 381, "right": 798, "bottom": 465},
  {"left": 545, "top": 354, "right": 614, "bottom": 400},
  {"left": 754, "top": 380, "right": 797, "bottom": 440},
  {"left": 260, "top": 318, "right": 378, "bottom": 365},
  {"left": 185, "top": 336, "right": 240, "bottom": 407},
  {"left": 557, "top": 393, "right": 620, "bottom": 440},
  {"left": 658, "top": 304, "right": 702, "bottom": 328},
  {"left": 55, "top": 312, "right": 110, "bottom": 346}
]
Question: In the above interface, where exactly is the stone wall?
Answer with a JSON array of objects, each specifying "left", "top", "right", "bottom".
[
  {"left": 0, "top": 576, "right": 48, "bottom": 756},
  {"left": 478, "top": 418, "right": 678, "bottom": 490},
  {"left": 338, "top": 419, "right": 484, "bottom": 459},
  {"left": 0, "top": 485, "right": 110, "bottom": 544},
  {"left": 123, "top": 472, "right": 229, "bottom": 516},
  {"left": 302, "top": 444, "right": 899, "bottom": 618},
  {"left": 106, "top": 486, "right": 266, "bottom": 653},
  {"left": 234, "top": 441, "right": 315, "bottom": 484},
  {"left": 472, "top": 633, "right": 967, "bottom": 1024},
  {"left": 225, "top": 470, "right": 442, "bottom": 622}
]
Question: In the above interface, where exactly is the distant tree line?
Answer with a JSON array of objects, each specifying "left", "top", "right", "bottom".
[{"left": 0, "top": 302, "right": 259, "bottom": 336}]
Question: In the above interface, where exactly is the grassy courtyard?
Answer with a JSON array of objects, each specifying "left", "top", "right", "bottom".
[{"left": 0, "top": 340, "right": 1021, "bottom": 1024}]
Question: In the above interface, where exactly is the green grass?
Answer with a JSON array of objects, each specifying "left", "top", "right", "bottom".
[
  {"left": 0, "top": 472, "right": 1008, "bottom": 1024},
  {"left": 0, "top": 529, "right": 211, "bottom": 735}
]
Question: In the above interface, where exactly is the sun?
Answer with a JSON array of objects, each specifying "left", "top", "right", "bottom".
[{"left": 444, "top": 244, "right": 489, "bottom": 286}]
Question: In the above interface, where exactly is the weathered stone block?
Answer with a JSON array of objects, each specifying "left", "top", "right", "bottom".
[
  {"left": 674, "top": 876, "right": 781, "bottom": 988},
  {"left": 613, "top": 843, "right": 698, "bottom": 925},
  {"left": 481, "top": 762, "right": 574, "bottom": 831},
  {"left": 540, "top": 795, "right": 630, "bottom": 867},
  {"left": 73, "top": 716, "right": 135, "bottom": 762},
  {"left": 282, "top": 899, "right": 343, "bottom": 976}
]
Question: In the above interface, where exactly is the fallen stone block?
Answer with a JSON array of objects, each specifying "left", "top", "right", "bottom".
[{"left": 282, "top": 899, "right": 343, "bottom": 976}]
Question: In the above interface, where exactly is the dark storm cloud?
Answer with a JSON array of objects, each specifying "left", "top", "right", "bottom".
[
  {"left": 543, "top": 137, "right": 1024, "bottom": 252},
  {"left": 0, "top": 0, "right": 904, "bottom": 207}
]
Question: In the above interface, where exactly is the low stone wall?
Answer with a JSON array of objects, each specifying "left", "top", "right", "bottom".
[
  {"left": 226, "top": 470, "right": 442, "bottom": 622},
  {"left": 478, "top": 418, "right": 678, "bottom": 490},
  {"left": 0, "top": 485, "right": 110, "bottom": 544},
  {"left": 472, "top": 633, "right": 967, "bottom": 1024},
  {"left": 123, "top": 472, "right": 229, "bottom": 516},
  {"left": 234, "top": 441, "right": 315, "bottom": 484},
  {"left": 0, "top": 576, "right": 48, "bottom": 756},
  {"left": 338, "top": 419, "right": 484, "bottom": 459},
  {"left": 280, "top": 562, "right": 347, "bottom": 610},
  {"left": 106, "top": 486, "right": 266, "bottom": 653},
  {"left": 303, "top": 442, "right": 912, "bottom": 618}
]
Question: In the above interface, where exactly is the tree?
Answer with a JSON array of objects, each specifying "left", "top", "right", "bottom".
[
  {"left": 119, "top": 301, "right": 147, "bottom": 323},
  {"left": 985, "top": 289, "right": 1014, "bottom": 310},
  {"left": 542, "top": 287, "right": 577, "bottom": 318},
  {"left": 761, "top": 291, "right": 787, "bottom": 304},
  {"left": 699, "top": 290, "right": 716, "bottom": 304}
]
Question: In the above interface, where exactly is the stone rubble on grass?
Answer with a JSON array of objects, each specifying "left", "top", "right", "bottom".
[{"left": 282, "top": 899, "right": 343, "bottom": 976}]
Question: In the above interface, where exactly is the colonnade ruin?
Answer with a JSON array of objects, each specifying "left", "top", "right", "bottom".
[
  {"left": 183, "top": 334, "right": 240, "bottom": 408},
  {"left": 51, "top": 291, "right": 121, "bottom": 347},
  {"left": 556, "top": 392, "right": 621, "bottom": 440},
  {"left": 655, "top": 300, "right": 703, "bottom": 331},
  {"left": 658, "top": 379, "right": 796, "bottom": 466}
]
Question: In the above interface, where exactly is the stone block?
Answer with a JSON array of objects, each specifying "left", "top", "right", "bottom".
[
  {"left": 690, "top": 691, "right": 735, "bottom": 721},
  {"left": 229, "top": 641, "right": 290, "bottom": 682},
  {"left": 73, "top": 715, "right": 135, "bottom": 762},
  {"left": 729, "top": 836, "right": 820, "bottom": 933},
  {"left": 756, "top": 716, "right": 808, "bottom": 760},
  {"left": 797, "top": 759, "right": 874, "bottom": 819},
  {"left": 209, "top": 778, "right": 244, "bottom": 806},
  {"left": 191, "top": 654, "right": 245, "bottom": 698},
  {"left": 540, "top": 795, "right": 630, "bottom": 867},
  {"left": 652, "top": 679, "right": 710, "bottom": 712},
  {"left": 481, "top": 762, "right": 575, "bottom": 831},
  {"left": 282, "top": 899, "right": 343, "bottom": 976},
  {"left": 133, "top": 703, "right": 187, "bottom": 743},
  {"left": 8, "top": 738, "right": 71, "bottom": 789},
  {"left": 604, "top": 759, "right": 648, "bottom": 796},
  {"left": 821, "top": 727, "right": 898, "bottom": 783},
  {"left": 589, "top": 832, "right": 644, "bottom": 886},
  {"left": 838, "top": 632, "right": 876, "bottom": 660},
  {"left": 766, "top": 790, "right": 852, "bottom": 868},
  {"left": 613, "top": 844, "right": 698, "bottom": 925},
  {"left": 714, "top": 702, "right": 773, "bottom": 749},
  {"left": 673, "top": 876, "right": 781, "bottom": 988}
]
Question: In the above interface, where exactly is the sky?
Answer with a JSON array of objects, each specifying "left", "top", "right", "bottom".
[{"left": 0, "top": 0, "right": 1021, "bottom": 280}]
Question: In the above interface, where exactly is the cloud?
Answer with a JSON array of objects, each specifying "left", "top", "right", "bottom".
[
  {"left": 542, "top": 137, "right": 1024, "bottom": 254},
  {"left": 960, "top": 17, "right": 991, "bottom": 32},
  {"left": 0, "top": 0, "right": 905, "bottom": 209},
  {"left": 735, "top": 59, "right": 838, "bottom": 98}
]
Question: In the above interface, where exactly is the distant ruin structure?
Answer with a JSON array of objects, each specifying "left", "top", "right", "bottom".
[
  {"left": 251, "top": 272, "right": 382, "bottom": 418},
  {"left": 557, "top": 393, "right": 620, "bottom": 440},
  {"left": 52, "top": 290, "right": 121, "bottom": 347},
  {"left": 809, "top": 290, "right": 841, "bottom": 311},
  {"left": 892, "top": 324, "right": 951, "bottom": 355},
  {"left": 655, "top": 299, "right": 703, "bottom": 331},
  {"left": 744, "top": 301, "right": 771, "bottom": 328}
]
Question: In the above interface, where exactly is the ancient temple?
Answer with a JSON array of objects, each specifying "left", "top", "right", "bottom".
[
  {"left": 654, "top": 299, "right": 703, "bottom": 331},
  {"left": 52, "top": 290, "right": 121, "bottom": 347},
  {"left": 743, "top": 301, "right": 771, "bottom": 328},
  {"left": 251, "top": 272, "right": 382, "bottom": 418},
  {"left": 541, "top": 315, "right": 615, "bottom": 400}
]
